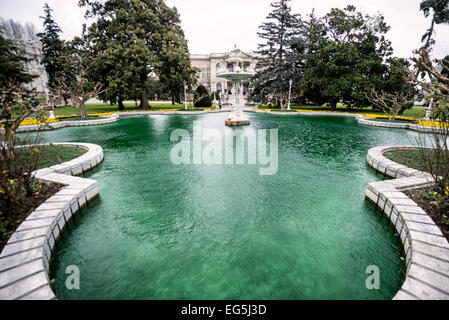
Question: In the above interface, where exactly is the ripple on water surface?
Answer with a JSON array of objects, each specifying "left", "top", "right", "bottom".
[{"left": 37, "top": 113, "right": 419, "bottom": 299}]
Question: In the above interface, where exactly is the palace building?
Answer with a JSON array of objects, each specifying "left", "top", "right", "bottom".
[{"left": 190, "top": 48, "right": 259, "bottom": 103}]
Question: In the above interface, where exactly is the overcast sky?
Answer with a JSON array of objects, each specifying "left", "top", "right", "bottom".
[{"left": 1, "top": 0, "right": 448, "bottom": 58}]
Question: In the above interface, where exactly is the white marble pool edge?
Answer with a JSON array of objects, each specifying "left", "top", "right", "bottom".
[
  {"left": 3, "top": 108, "right": 446, "bottom": 134},
  {"left": 0, "top": 142, "right": 103, "bottom": 300},
  {"left": 366, "top": 146, "right": 449, "bottom": 300},
  {"left": 1, "top": 111, "right": 448, "bottom": 300}
]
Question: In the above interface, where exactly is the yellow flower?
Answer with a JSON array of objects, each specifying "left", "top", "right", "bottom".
[
  {"left": 434, "top": 192, "right": 438, "bottom": 196},
  {"left": 10, "top": 179, "right": 14, "bottom": 184}
]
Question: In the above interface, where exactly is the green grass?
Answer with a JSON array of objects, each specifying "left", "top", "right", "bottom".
[
  {"left": 52, "top": 103, "right": 187, "bottom": 116},
  {"left": 257, "top": 104, "right": 427, "bottom": 119},
  {"left": 16, "top": 145, "right": 87, "bottom": 169},
  {"left": 58, "top": 116, "right": 108, "bottom": 121},
  {"left": 13, "top": 102, "right": 199, "bottom": 118},
  {"left": 368, "top": 118, "right": 416, "bottom": 124},
  {"left": 16, "top": 101, "right": 427, "bottom": 119},
  {"left": 385, "top": 149, "right": 448, "bottom": 174}
]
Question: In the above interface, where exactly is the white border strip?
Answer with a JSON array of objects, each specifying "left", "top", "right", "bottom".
[
  {"left": 5, "top": 109, "right": 444, "bottom": 134},
  {"left": 366, "top": 146, "right": 449, "bottom": 300},
  {"left": 0, "top": 143, "right": 103, "bottom": 300}
]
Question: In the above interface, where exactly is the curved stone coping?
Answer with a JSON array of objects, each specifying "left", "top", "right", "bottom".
[
  {"left": 0, "top": 142, "right": 103, "bottom": 300},
  {"left": 249, "top": 110, "right": 446, "bottom": 133},
  {"left": 8, "top": 108, "right": 442, "bottom": 134},
  {"left": 357, "top": 117, "right": 443, "bottom": 133},
  {"left": 365, "top": 146, "right": 449, "bottom": 300},
  {"left": 12, "top": 110, "right": 229, "bottom": 133},
  {"left": 15, "top": 115, "right": 119, "bottom": 133}
]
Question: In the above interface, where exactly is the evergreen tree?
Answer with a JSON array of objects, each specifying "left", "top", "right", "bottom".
[
  {"left": 250, "top": 0, "right": 306, "bottom": 104},
  {"left": 152, "top": 4, "right": 197, "bottom": 105},
  {"left": 420, "top": 0, "right": 449, "bottom": 48},
  {"left": 301, "top": 6, "right": 394, "bottom": 109},
  {"left": 37, "top": 3, "right": 64, "bottom": 89},
  {"left": 194, "top": 85, "right": 212, "bottom": 108},
  {"left": 0, "top": 30, "right": 36, "bottom": 87},
  {"left": 79, "top": 0, "right": 196, "bottom": 110}
]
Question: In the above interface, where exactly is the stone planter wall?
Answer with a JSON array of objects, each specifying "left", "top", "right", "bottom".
[
  {"left": 365, "top": 146, "right": 449, "bottom": 299},
  {"left": 0, "top": 143, "right": 103, "bottom": 300},
  {"left": 4, "top": 109, "right": 442, "bottom": 134},
  {"left": 2, "top": 112, "right": 448, "bottom": 300}
]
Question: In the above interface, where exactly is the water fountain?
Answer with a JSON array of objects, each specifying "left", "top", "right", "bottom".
[{"left": 217, "top": 48, "right": 255, "bottom": 126}]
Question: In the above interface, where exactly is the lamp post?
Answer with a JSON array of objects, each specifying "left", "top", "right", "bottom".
[
  {"left": 184, "top": 80, "right": 188, "bottom": 110},
  {"left": 287, "top": 79, "right": 293, "bottom": 111}
]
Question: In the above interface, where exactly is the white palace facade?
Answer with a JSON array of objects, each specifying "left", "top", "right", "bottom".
[{"left": 190, "top": 48, "right": 259, "bottom": 103}]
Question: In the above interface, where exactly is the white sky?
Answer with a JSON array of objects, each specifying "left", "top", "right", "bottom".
[{"left": 0, "top": 0, "right": 448, "bottom": 58}]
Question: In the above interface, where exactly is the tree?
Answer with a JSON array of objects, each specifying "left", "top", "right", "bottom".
[
  {"left": 404, "top": 48, "right": 449, "bottom": 106},
  {"left": 37, "top": 3, "right": 64, "bottom": 90},
  {"left": 301, "top": 6, "right": 395, "bottom": 109},
  {"left": 404, "top": 48, "right": 449, "bottom": 210},
  {"left": 0, "top": 82, "right": 43, "bottom": 156},
  {"left": 51, "top": 76, "right": 106, "bottom": 118},
  {"left": 154, "top": 4, "right": 197, "bottom": 105},
  {"left": 79, "top": 0, "right": 196, "bottom": 110},
  {"left": 79, "top": 0, "right": 157, "bottom": 110},
  {"left": 0, "top": 82, "right": 45, "bottom": 219},
  {"left": 50, "top": 37, "right": 107, "bottom": 118},
  {"left": 0, "top": 31, "right": 36, "bottom": 87},
  {"left": 271, "top": 90, "right": 302, "bottom": 110},
  {"left": 250, "top": 0, "right": 306, "bottom": 104},
  {"left": 194, "top": 85, "right": 212, "bottom": 108},
  {"left": 420, "top": 0, "right": 449, "bottom": 48},
  {"left": 366, "top": 90, "right": 416, "bottom": 121}
]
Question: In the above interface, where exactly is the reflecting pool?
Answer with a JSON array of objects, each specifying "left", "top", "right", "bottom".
[{"left": 37, "top": 113, "right": 421, "bottom": 299}]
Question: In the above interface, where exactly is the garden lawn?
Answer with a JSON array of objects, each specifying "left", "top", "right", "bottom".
[
  {"left": 384, "top": 148, "right": 448, "bottom": 174},
  {"left": 14, "top": 102, "right": 205, "bottom": 118},
  {"left": 267, "top": 104, "right": 428, "bottom": 118},
  {"left": 16, "top": 145, "right": 87, "bottom": 169}
]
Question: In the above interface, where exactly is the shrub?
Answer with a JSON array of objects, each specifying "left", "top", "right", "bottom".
[
  {"left": 406, "top": 49, "right": 449, "bottom": 215},
  {"left": 0, "top": 82, "right": 45, "bottom": 217},
  {"left": 194, "top": 85, "right": 212, "bottom": 108}
]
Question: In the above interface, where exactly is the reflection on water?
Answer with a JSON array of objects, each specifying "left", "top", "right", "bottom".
[{"left": 35, "top": 113, "right": 422, "bottom": 300}]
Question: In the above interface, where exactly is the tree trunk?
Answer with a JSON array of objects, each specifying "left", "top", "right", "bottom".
[
  {"left": 140, "top": 93, "right": 150, "bottom": 110},
  {"left": 80, "top": 102, "right": 87, "bottom": 118},
  {"left": 330, "top": 101, "right": 337, "bottom": 111},
  {"left": 172, "top": 96, "right": 175, "bottom": 105},
  {"left": 4, "top": 127, "right": 15, "bottom": 160},
  {"left": 424, "top": 16, "right": 436, "bottom": 49},
  {"left": 118, "top": 97, "right": 124, "bottom": 111}
]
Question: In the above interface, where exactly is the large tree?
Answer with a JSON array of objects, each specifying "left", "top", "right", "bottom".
[
  {"left": 49, "top": 36, "right": 107, "bottom": 117},
  {"left": 250, "top": 0, "right": 306, "bottom": 104},
  {"left": 79, "top": 0, "right": 195, "bottom": 110},
  {"left": 301, "top": 6, "right": 395, "bottom": 109},
  {"left": 37, "top": 3, "right": 64, "bottom": 90},
  {"left": 154, "top": 4, "right": 197, "bottom": 105},
  {"left": 0, "top": 30, "right": 36, "bottom": 87},
  {"left": 420, "top": 0, "right": 449, "bottom": 48}
]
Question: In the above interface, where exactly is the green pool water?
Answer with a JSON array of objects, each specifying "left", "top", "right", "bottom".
[{"left": 37, "top": 113, "right": 420, "bottom": 300}]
